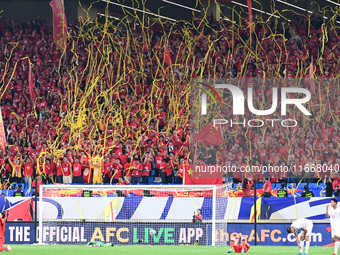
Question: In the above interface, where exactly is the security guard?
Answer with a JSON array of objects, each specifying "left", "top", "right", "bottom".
[
  {"left": 13, "top": 184, "right": 24, "bottom": 197},
  {"left": 81, "top": 189, "right": 93, "bottom": 197},
  {"left": 277, "top": 182, "right": 288, "bottom": 197},
  {"left": 301, "top": 185, "right": 314, "bottom": 197}
]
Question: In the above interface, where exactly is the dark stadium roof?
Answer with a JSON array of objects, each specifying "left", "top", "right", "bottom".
[
  {"left": 92, "top": 0, "right": 340, "bottom": 23},
  {"left": 1, "top": 0, "right": 340, "bottom": 25}
]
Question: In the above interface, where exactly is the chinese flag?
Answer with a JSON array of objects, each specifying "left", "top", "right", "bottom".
[
  {"left": 184, "top": 164, "right": 223, "bottom": 185},
  {"left": 164, "top": 46, "right": 172, "bottom": 66},
  {"left": 193, "top": 124, "right": 224, "bottom": 146},
  {"left": 28, "top": 63, "right": 35, "bottom": 102},
  {"left": 50, "top": 0, "right": 68, "bottom": 50},
  {"left": 0, "top": 107, "right": 6, "bottom": 150}
]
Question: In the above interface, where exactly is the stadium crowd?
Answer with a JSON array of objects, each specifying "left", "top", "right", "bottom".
[{"left": 0, "top": 9, "right": 338, "bottom": 195}]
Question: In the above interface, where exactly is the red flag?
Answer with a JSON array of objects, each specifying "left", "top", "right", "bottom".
[
  {"left": 28, "top": 63, "right": 35, "bottom": 101},
  {"left": 6, "top": 199, "right": 34, "bottom": 221},
  {"left": 50, "top": 0, "right": 68, "bottom": 50},
  {"left": 164, "top": 46, "right": 172, "bottom": 66},
  {"left": 0, "top": 107, "right": 6, "bottom": 150},
  {"left": 184, "top": 164, "right": 223, "bottom": 185},
  {"left": 247, "top": 0, "right": 253, "bottom": 28},
  {"left": 193, "top": 124, "right": 224, "bottom": 146},
  {"left": 309, "top": 60, "right": 316, "bottom": 93}
]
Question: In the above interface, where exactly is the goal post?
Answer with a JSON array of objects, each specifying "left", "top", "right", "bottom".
[{"left": 38, "top": 184, "right": 229, "bottom": 246}]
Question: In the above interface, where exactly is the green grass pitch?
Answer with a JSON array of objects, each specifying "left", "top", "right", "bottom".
[{"left": 9, "top": 245, "right": 334, "bottom": 255}]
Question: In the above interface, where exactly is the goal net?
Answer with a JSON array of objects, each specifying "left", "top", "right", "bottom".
[{"left": 38, "top": 184, "right": 229, "bottom": 246}]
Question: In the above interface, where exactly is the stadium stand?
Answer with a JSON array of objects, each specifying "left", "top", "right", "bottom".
[{"left": 0, "top": 6, "right": 338, "bottom": 198}]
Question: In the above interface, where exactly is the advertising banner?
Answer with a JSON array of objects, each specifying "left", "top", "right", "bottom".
[{"left": 4, "top": 222, "right": 334, "bottom": 246}]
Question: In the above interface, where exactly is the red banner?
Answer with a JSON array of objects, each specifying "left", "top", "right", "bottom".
[
  {"left": 247, "top": 0, "right": 253, "bottom": 27},
  {"left": 28, "top": 63, "right": 35, "bottom": 102},
  {"left": 0, "top": 107, "right": 6, "bottom": 151},
  {"left": 50, "top": 0, "right": 68, "bottom": 50}
]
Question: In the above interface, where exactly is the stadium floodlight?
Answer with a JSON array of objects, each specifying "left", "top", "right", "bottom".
[
  {"left": 326, "top": 0, "right": 340, "bottom": 7},
  {"left": 101, "top": 0, "right": 177, "bottom": 22},
  {"left": 97, "top": 13, "right": 120, "bottom": 20},
  {"left": 231, "top": 1, "right": 283, "bottom": 20},
  {"left": 162, "top": 0, "right": 201, "bottom": 13}
]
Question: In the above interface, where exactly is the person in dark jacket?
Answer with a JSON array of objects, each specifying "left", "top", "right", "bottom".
[
  {"left": 13, "top": 184, "right": 24, "bottom": 197},
  {"left": 324, "top": 177, "right": 334, "bottom": 197},
  {"left": 277, "top": 182, "right": 288, "bottom": 197},
  {"left": 301, "top": 185, "right": 314, "bottom": 197}
]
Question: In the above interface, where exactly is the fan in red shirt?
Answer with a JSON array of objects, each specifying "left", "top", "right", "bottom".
[
  {"left": 157, "top": 107, "right": 167, "bottom": 131},
  {"left": 242, "top": 178, "right": 253, "bottom": 197},
  {"left": 61, "top": 156, "right": 72, "bottom": 184},
  {"left": 82, "top": 167, "right": 92, "bottom": 184},
  {"left": 141, "top": 152, "right": 152, "bottom": 184},
  {"left": 258, "top": 143, "right": 268, "bottom": 163},
  {"left": 132, "top": 158, "right": 143, "bottom": 184},
  {"left": 115, "top": 143, "right": 123, "bottom": 158},
  {"left": 103, "top": 157, "right": 112, "bottom": 184},
  {"left": 112, "top": 158, "right": 123, "bottom": 184},
  {"left": 123, "top": 158, "right": 133, "bottom": 184},
  {"left": 32, "top": 175, "right": 43, "bottom": 196},
  {"left": 23, "top": 156, "right": 34, "bottom": 189},
  {"left": 227, "top": 233, "right": 250, "bottom": 253},
  {"left": 55, "top": 159, "right": 63, "bottom": 184},
  {"left": 72, "top": 158, "right": 83, "bottom": 184},
  {"left": 262, "top": 177, "right": 272, "bottom": 197},
  {"left": 177, "top": 158, "right": 187, "bottom": 184},
  {"left": 80, "top": 153, "right": 92, "bottom": 184},
  {"left": 160, "top": 158, "right": 172, "bottom": 184},
  {"left": 0, "top": 212, "right": 12, "bottom": 252},
  {"left": 44, "top": 158, "right": 55, "bottom": 184},
  {"left": 154, "top": 151, "right": 164, "bottom": 178},
  {"left": 117, "top": 176, "right": 128, "bottom": 185}
]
